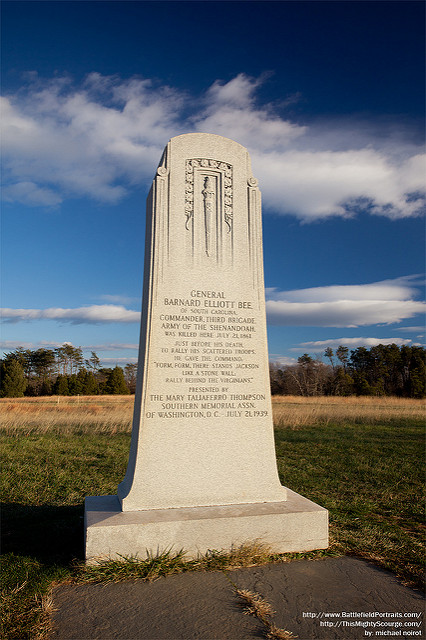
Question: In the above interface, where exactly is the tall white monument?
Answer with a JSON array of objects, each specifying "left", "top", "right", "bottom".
[{"left": 85, "top": 134, "right": 328, "bottom": 561}]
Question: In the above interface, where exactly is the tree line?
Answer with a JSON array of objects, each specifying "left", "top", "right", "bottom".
[
  {"left": 269, "top": 344, "right": 425, "bottom": 398},
  {"left": 0, "top": 345, "right": 137, "bottom": 397},
  {"left": 1, "top": 343, "right": 424, "bottom": 398}
]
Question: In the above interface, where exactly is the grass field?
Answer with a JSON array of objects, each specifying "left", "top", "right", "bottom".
[
  {"left": 1, "top": 393, "right": 424, "bottom": 433},
  {"left": 1, "top": 395, "right": 425, "bottom": 639}
]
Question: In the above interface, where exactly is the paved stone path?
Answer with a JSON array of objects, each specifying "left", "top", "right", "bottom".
[{"left": 51, "top": 557, "right": 424, "bottom": 640}]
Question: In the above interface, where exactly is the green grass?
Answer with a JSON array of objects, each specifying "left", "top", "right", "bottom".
[
  {"left": 1, "top": 433, "right": 130, "bottom": 639},
  {"left": 274, "top": 418, "right": 425, "bottom": 589},
  {"left": 1, "top": 419, "right": 424, "bottom": 639}
]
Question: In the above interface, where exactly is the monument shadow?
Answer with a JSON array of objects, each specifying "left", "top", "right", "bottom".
[{"left": 2, "top": 502, "right": 84, "bottom": 565}]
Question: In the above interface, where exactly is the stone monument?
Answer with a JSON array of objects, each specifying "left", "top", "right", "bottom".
[{"left": 85, "top": 133, "right": 328, "bottom": 562}]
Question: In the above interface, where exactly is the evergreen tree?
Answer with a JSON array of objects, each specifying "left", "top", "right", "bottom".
[
  {"left": 39, "top": 379, "right": 53, "bottom": 396},
  {"left": 68, "top": 373, "right": 84, "bottom": 395},
  {"left": 333, "top": 367, "right": 354, "bottom": 396},
  {"left": 0, "top": 359, "right": 27, "bottom": 397},
  {"left": 97, "top": 367, "right": 113, "bottom": 394},
  {"left": 81, "top": 370, "right": 99, "bottom": 395},
  {"left": 53, "top": 375, "right": 69, "bottom": 396},
  {"left": 105, "top": 366, "right": 130, "bottom": 395},
  {"left": 402, "top": 345, "right": 426, "bottom": 398},
  {"left": 7, "top": 348, "right": 33, "bottom": 380}
]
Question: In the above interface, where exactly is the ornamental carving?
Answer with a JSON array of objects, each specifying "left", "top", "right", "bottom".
[{"left": 185, "top": 158, "right": 233, "bottom": 234}]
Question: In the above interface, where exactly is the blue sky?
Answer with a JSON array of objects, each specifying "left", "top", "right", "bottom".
[{"left": 1, "top": 0, "right": 425, "bottom": 366}]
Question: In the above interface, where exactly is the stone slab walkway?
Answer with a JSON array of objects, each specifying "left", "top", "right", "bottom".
[{"left": 51, "top": 557, "right": 424, "bottom": 640}]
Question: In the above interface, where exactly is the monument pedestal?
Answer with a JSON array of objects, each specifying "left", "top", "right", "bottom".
[{"left": 85, "top": 490, "right": 328, "bottom": 563}]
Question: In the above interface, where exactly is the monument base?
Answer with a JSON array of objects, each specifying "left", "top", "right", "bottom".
[{"left": 84, "top": 489, "right": 328, "bottom": 564}]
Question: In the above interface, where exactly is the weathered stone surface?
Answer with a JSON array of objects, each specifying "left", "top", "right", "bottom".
[
  {"left": 85, "top": 490, "right": 328, "bottom": 562},
  {"left": 85, "top": 133, "right": 328, "bottom": 561}
]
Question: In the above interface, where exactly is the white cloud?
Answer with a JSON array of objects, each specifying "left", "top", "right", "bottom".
[
  {"left": 84, "top": 343, "right": 138, "bottom": 351},
  {"left": 267, "top": 276, "right": 422, "bottom": 303},
  {"left": 2, "top": 181, "right": 62, "bottom": 206},
  {"left": 0, "top": 340, "right": 36, "bottom": 350},
  {"left": 0, "top": 340, "right": 78, "bottom": 355},
  {"left": 269, "top": 355, "right": 298, "bottom": 366},
  {"left": 1, "top": 305, "right": 141, "bottom": 324},
  {"left": 2, "top": 73, "right": 424, "bottom": 220},
  {"left": 1, "top": 74, "right": 182, "bottom": 205},
  {"left": 0, "top": 340, "right": 78, "bottom": 350},
  {"left": 193, "top": 74, "right": 307, "bottom": 152},
  {"left": 295, "top": 337, "right": 416, "bottom": 353},
  {"left": 266, "top": 276, "right": 425, "bottom": 327},
  {"left": 252, "top": 149, "right": 425, "bottom": 221}
]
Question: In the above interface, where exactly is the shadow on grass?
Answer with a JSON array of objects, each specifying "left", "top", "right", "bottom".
[{"left": 1, "top": 503, "right": 84, "bottom": 566}]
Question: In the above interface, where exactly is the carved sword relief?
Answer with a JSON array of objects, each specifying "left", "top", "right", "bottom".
[
  {"left": 202, "top": 176, "right": 214, "bottom": 256},
  {"left": 185, "top": 159, "right": 234, "bottom": 256}
]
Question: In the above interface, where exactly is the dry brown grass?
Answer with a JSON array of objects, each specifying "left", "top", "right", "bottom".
[
  {"left": 235, "top": 587, "right": 297, "bottom": 639},
  {"left": 0, "top": 395, "right": 133, "bottom": 434},
  {"left": 265, "top": 623, "right": 297, "bottom": 640},
  {"left": 237, "top": 588, "right": 275, "bottom": 617},
  {"left": 0, "top": 394, "right": 424, "bottom": 434},
  {"left": 272, "top": 394, "right": 425, "bottom": 428}
]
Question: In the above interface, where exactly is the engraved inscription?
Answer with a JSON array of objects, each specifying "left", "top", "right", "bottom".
[{"left": 146, "top": 288, "right": 269, "bottom": 421}]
